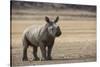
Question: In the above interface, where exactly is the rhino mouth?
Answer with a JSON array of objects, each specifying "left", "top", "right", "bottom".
[{"left": 56, "top": 31, "right": 62, "bottom": 37}]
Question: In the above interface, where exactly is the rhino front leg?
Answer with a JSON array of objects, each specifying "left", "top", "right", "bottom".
[
  {"left": 40, "top": 44, "right": 47, "bottom": 61},
  {"left": 47, "top": 45, "right": 53, "bottom": 60}
]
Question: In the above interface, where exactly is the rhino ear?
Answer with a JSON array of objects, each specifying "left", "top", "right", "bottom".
[
  {"left": 54, "top": 16, "right": 59, "bottom": 23},
  {"left": 45, "top": 16, "right": 50, "bottom": 23}
]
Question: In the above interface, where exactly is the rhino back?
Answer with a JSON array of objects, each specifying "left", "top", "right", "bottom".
[{"left": 23, "top": 26, "right": 43, "bottom": 46}]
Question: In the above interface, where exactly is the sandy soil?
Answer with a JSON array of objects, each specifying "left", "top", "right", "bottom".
[{"left": 11, "top": 9, "right": 96, "bottom": 66}]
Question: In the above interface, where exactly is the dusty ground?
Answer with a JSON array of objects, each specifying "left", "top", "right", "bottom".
[{"left": 11, "top": 9, "right": 96, "bottom": 66}]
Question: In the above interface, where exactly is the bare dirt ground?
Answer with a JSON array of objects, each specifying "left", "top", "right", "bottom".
[{"left": 11, "top": 9, "right": 96, "bottom": 66}]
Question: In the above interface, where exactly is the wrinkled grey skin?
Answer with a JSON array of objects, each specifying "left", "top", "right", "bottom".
[{"left": 22, "top": 16, "right": 62, "bottom": 61}]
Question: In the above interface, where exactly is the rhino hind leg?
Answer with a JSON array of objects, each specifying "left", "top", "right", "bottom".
[
  {"left": 22, "top": 44, "right": 29, "bottom": 61},
  {"left": 33, "top": 46, "right": 40, "bottom": 61},
  {"left": 22, "top": 35, "right": 29, "bottom": 61}
]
